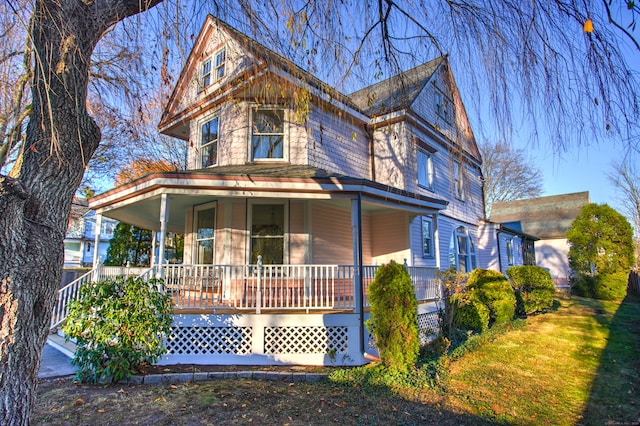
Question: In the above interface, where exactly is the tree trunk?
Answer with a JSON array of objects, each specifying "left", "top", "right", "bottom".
[{"left": 0, "top": 1, "right": 162, "bottom": 424}]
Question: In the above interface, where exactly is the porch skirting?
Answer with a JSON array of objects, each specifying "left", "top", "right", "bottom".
[{"left": 158, "top": 301, "right": 440, "bottom": 366}]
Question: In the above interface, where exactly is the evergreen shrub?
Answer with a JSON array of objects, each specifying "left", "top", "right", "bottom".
[
  {"left": 467, "top": 268, "right": 516, "bottom": 324},
  {"left": 506, "top": 265, "right": 556, "bottom": 315},
  {"left": 367, "top": 261, "right": 419, "bottom": 373},
  {"left": 62, "top": 276, "right": 173, "bottom": 382},
  {"left": 593, "top": 271, "right": 629, "bottom": 301},
  {"left": 450, "top": 292, "right": 489, "bottom": 332}
]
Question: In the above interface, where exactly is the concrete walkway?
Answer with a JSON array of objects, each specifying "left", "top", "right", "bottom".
[{"left": 38, "top": 344, "right": 77, "bottom": 379}]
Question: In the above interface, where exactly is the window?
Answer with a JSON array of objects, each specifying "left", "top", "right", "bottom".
[
  {"left": 453, "top": 160, "right": 464, "bottom": 199},
  {"left": 195, "top": 206, "right": 215, "bottom": 264},
  {"left": 200, "top": 116, "right": 219, "bottom": 167},
  {"left": 250, "top": 204, "right": 284, "bottom": 264},
  {"left": 422, "top": 217, "right": 434, "bottom": 258},
  {"left": 449, "top": 226, "right": 477, "bottom": 272},
  {"left": 201, "top": 49, "right": 226, "bottom": 88},
  {"left": 522, "top": 239, "right": 536, "bottom": 265},
  {"left": 506, "top": 239, "right": 515, "bottom": 266},
  {"left": 435, "top": 90, "right": 450, "bottom": 122},
  {"left": 251, "top": 107, "right": 285, "bottom": 160},
  {"left": 417, "top": 149, "right": 434, "bottom": 189}
]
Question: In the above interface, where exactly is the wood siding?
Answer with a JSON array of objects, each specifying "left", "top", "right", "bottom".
[{"left": 370, "top": 211, "right": 410, "bottom": 265}]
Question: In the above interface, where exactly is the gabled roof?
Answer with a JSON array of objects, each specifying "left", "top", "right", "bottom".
[{"left": 348, "top": 57, "right": 445, "bottom": 116}]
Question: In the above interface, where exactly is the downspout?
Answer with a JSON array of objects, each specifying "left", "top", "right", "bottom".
[
  {"left": 356, "top": 192, "right": 366, "bottom": 358},
  {"left": 496, "top": 227, "right": 504, "bottom": 273},
  {"left": 366, "top": 125, "right": 376, "bottom": 181}
]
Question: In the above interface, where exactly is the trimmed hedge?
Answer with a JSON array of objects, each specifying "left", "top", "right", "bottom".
[
  {"left": 467, "top": 269, "right": 516, "bottom": 324},
  {"left": 450, "top": 292, "right": 489, "bottom": 332},
  {"left": 506, "top": 265, "right": 556, "bottom": 315},
  {"left": 572, "top": 271, "right": 629, "bottom": 301},
  {"left": 367, "top": 261, "right": 419, "bottom": 373}
]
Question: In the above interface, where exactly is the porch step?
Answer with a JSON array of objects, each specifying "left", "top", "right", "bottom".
[{"left": 46, "top": 332, "right": 76, "bottom": 359}]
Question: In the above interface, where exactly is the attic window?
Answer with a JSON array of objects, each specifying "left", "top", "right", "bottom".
[
  {"left": 201, "top": 49, "right": 226, "bottom": 88},
  {"left": 435, "top": 89, "right": 450, "bottom": 123}
]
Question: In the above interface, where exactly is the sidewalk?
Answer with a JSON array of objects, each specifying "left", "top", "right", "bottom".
[{"left": 39, "top": 344, "right": 77, "bottom": 379}]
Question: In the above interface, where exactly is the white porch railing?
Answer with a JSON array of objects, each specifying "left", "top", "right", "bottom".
[{"left": 51, "top": 263, "right": 441, "bottom": 327}]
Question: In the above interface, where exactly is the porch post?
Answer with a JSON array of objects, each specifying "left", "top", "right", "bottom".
[
  {"left": 351, "top": 194, "right": 364, "bottom": 354},
  {"left": 151, "top": 230, "right": 158, "bottom": 267},
  {"left": 92, "top": 213, "right": 102, "bottom": 268},
  {"left": 157, "top": 193, "right": 169, "bottom": 278}
]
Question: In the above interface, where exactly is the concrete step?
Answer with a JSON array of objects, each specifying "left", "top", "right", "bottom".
[{"left": 46, "top": 332, "right": 76, "bottom": 359}]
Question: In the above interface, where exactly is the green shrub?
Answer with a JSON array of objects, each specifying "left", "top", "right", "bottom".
[
  {"left": 467, "top": 269, "right": 516, "bottom": 324},
  {"left": 62, "top": 276, "right": 173, "bottom": 383},
  {"left": 593, "top": 271, "right": 629, "bottom": 301},
  {"left": 506, "top": 265, "right": 556, "bottom": 315},
  {"left": 450, "top": 292, "right": 489, "bottom": 332},
  {"left": 571, "top": 273, "right": 595, "bottom": 298},
  {"left": 437, "top": 269, "right": 469, "bottom": 338},
  {"left": 367, "top": 261, "right": 419, "bottom": 373}
]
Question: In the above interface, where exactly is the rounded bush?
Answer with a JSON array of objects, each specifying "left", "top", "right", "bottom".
[
  {"left": 367, "top": 261, "right": 419, "bottom": 373},
  {"left": 467, "top": 268, "right": 516, "bottom": 324},
  {"left": 450, "top": 292, "right": 489, "bottom": 332},
  {"left": 571, "top": 274, "right": 596, "bottom": 298},
  {"left": 506, "top": 265, "right": 556, "bottom": 315},
  {"left": 594, "top": 271, "right": 629, "bottom": 301},
  {"left": 62, "top": 276, "right": 173, "bottom": 382}
]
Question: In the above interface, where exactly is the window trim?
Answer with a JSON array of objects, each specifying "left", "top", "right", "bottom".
[
  {"left": 198, "top": 113, "right": 220, "bottom": 168},
  {"left": 201, "top": 48, "right": 226, "bottom": 88},
  {"left": 247, "top": 200, "right": 289, "bottom": 265},
  {"left": 453, "top": 160, "right": 465, "bottom": 200},
  {"left": 449, "top": 226, "right": 477, "bottom": 273},
  {"left": 421, "top": 216, "right": 434, "bottom": 258},
  {"left": 417, "top": 148, "right": 434, "bottom": 190},
  {"left": 193, "top": 202, "right": 217, "bottom": 264},
  {"left": 435, "top": 89, "right": 451, "bottom": 123},
  {"left": 506, "top": 238, "right": 515, "bottom": 266},
  {"left": 249, "top": 106, "right": 288, "bottom": 162}
]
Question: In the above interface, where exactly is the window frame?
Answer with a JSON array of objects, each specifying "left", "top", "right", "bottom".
[
  {"left": 193, "top": 203, "right": 217, "bottom": 265},
  {"left": 453, "top": 160, "right": 465, "bottom": 200},
  {"left": 435, "top": 89, "right": 451, "bottom": 123},
  {"left": 199, "top": 113, "right": 220, "bottom": 168},
  {"left": 417, "top": 148, "right": 434, "bottom": 190},
  {"left": 449, "top": 226, "right": 477, "bottom": 273},
  {"left": 249, "top": 106, "right": 287, "bottom": 162},
  {"left": 506, "top": 238, "right": 515, "bottom": 266},
  {"left": 421, "top": 216, "right": 434, "bottom": 258},
  {"left": 201, "top": 48, "right": 226, "bottom": 88},
  {"left": 248, "top": 201, "right": 288, "bottom": 265}
]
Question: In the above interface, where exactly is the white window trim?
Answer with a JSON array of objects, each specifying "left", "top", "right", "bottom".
[
  {"left": 198, "top": 112, "right": 220, "bottom": 168},
  {"left": 417, "top": 148, "right": 434, "bottom": 190},
  {"left": 249, "top": 106, "right": 289, "bottom": 162},
  {"left": 435, "top": 89, "right": 451, "bottom": 123},
  {"left": 454, "top": 160, "right": 465, "bottom": 200},
  {"left": 450, "top": 226, "right": 477, "bottom": 272},
  {"left": 201, "top": 47, "right": 226, "bottom": 89},
  {"left": 421, "top": 216, "right": 434, "bottom": 259},
  {"left": 193, "top": 202, "right": 217, "bottom": 264},
  {"left": 247, "top": 200, "right": 289, "bottom": 264},
  {"left": 506, "top": 238, "right": 515, "bottom": 266}
]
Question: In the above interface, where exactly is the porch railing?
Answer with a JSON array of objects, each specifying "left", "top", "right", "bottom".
[{"left": 51, "top": 263, "right": 441, "bottom": 327}]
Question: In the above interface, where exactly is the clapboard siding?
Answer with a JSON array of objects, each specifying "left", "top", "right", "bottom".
[{"left": 370, "top": 211, "right": 410, "bottom": 265}]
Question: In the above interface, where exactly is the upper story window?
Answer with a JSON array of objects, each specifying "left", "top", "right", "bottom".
[
  {"left": 453, "top": 160, "right": 464, "bottom": 200},
  {"left": 251, "top": 107, "right": 285, "bottom": 161},
  {"left": 417, "top": 148, "right": 434, "bottom": 190},
  {"left": 200, "top": 115, "right": 219, "bottom": 167},
  {"left": 435, "top": 89, "right": 450, "bottom": 123},
  {"left": 422, "top": 216, "right": 434, "bottom": 258},
  {"left": 201, "top": 49, "right": 226, "bottom": 88}
]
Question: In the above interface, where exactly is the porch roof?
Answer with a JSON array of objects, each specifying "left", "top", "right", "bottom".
[{"left": 89, "top": 165, "right": 448, "bottom": 232}]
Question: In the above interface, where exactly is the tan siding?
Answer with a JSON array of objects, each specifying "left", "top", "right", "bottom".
[
  {"left": 288, "top": 201, "right": 306, "bottom": 264},
  {"left": 183, "top": 206, "right": 194, "bottom": 264},
  {"left": 311, "top": 203, "right": 352, "bottom": 264},
  {"left": 370, "top": 211, "right": 410, "bottom": 265},
  {"left": 230, "top": 200, "right": 247, "bottom": 264}
]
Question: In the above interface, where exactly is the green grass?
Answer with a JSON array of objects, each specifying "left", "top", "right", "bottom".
[{"left": 439, "top": 295, "right": 640, "bottom": 425}]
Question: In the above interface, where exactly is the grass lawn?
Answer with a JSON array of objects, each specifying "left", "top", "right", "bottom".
[{"left": 33, "top": 295, "right": 640, "bottom": 425}]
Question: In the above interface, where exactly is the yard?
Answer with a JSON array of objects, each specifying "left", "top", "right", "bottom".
[{"left": 32, "top": 294, "right": 640, "bottom": 425}]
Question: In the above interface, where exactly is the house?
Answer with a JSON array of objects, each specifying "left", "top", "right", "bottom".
[
  {"left": 490, "top": 191, "right": 590, "bottom": 287},
  {"left": 64, "top": 199, "right": 117, "bottom": 268},
  {"left": 477, "top": 221, "right": 538, "bottom": 273},
  {"left": 58, "top": 16, "right": 494, "bottom": 366}
]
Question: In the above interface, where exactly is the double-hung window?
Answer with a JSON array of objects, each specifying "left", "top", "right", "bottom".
[
  {"left": 453, "top": 160, "right": 464, "bottom": 200},
  {"left": 201, "top": 49, "right": 226, "bottom": 88},
  {"left": 449, "top": 226, "right": 477, "bottom": 272},
  {"left": 200, "top": 115, "right": 219, "bottom": 167},
  {"left": 506, "top": 239, "right": 515, "bottom": 266},
  {"left": 251, "top": 107, "right": 285, "bottom": 160},
  {"left": 435, "top": 89, "right": 450, "bottom": 123},
  {"left": 195, "top": 205, "right": 216, "bottom": 264},
  {"left": 422, "top": 216, "right": 434, "bottom": 258},
  {"left": 417, "top": 149, "right": 434, "bottom": 189}
]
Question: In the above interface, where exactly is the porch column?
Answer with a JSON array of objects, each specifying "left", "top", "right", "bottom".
[
  {"left": 92, "top": 213, "right": 102, "bottom": 268},
  {"left": 157, "top": 193, "right": 169, "bottom": 277},
  {"left": 351, "top": 194, "right": 364, "bottom": 354},
  {"left": 151, "top": 230, "right": 157, "bottom": 267}
]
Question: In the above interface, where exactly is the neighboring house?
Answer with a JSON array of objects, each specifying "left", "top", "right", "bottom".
[
  {"left": 77, "top": 16, "right": 504, "bottom": 366},
  {"left": 64, "top": 199, "right": 117, "bottom": 268},
  {"left": 477, "top": 221, "right": 538, "bottom": 273},
  {"left": 490, "top": 191, "right": 590, "bottom": 287}
]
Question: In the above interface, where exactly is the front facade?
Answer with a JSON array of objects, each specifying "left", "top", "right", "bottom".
[
  {"left": 64, "top": 200, "right": 117, "bottom": 268},
  {"left": 83, "top": 17, "right": 493, "bottom": 365}
]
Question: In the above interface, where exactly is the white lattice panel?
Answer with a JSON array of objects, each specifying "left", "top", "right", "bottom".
[
  {"left": 418, "top": 311, "right": 440, "bottom": 344},
  {"left": 166, "top": 326, "right": 252, "bottom": 355},
  {"left": 264, "top": 326, "right": 348, "bottom": 354}
]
